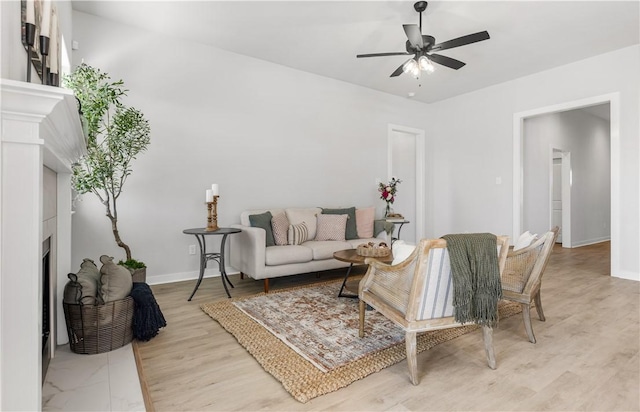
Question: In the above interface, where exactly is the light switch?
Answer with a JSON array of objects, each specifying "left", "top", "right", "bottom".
[{"left": 495, "top": 177, "right": 502, "bottom": 185}]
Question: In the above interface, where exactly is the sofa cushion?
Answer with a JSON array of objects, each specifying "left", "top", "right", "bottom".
[
  {"left": 356, "top": 207, "right": 376, "bottom": 238},
  {"left": 288, "top": 222, "right": 309, "bottom": 245},
  {"left": 315, "top": 214, "right": 348, "bottom": 241},
  {"left": 285, "top": 207, "right": 321, "bottom": 239},
  {"left": 265, "top": 245, "right": 313, "bottom": 266},
  {"left": 249, "top": 211, "right": 276, "bottom": 247},
  {"left": 271, "top": 212, "right": 289, "bottom": 246},
  {"left": 303, "top": 240, "right": 353, "bottom": 260},
  {"left": 322, "top": 207, "right": 358, "bottom": 239}
]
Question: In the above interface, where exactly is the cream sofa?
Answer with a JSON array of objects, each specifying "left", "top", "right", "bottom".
[{"left": 230, "top": 207, "right": 390, "bottom": 292}]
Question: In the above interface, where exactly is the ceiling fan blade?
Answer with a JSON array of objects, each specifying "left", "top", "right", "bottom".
[
  {"left": 428, "top": 53, "right": 466, "bottom": 70},
  {"left": 390, "top": 64, "right": 405, "bottom": 77},
  {"left": 357, "top": 52, "right": 412, "bottom": 58},
  {"left": 403, "top": 24, "right": 424, "bottom": 49},
  {"left": 431, "top": 31, "right": 490, "bottom": 52}
]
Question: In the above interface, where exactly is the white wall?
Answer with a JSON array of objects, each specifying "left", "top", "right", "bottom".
[
  {"left": 428, "top": 45, "right": 639, "bottom": 280},
  {"left": 70, "top": 11, "right": 430, "bottom": 284},
  {"left": 70, "top": 12, "right": 639, "bottom": 282},
  {"left": 523, "top": 109, "right": 611, "bottom": 246}
]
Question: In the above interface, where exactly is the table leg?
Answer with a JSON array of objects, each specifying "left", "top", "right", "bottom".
[
  {"left": 188, "top": 235, "right": 206, "bottom": 301},
  {"left": 219, "top": 234, "right": 235, "bottom": 289},
  {"left": 338, "top": 263, "right": 358, "bottom": 298}
]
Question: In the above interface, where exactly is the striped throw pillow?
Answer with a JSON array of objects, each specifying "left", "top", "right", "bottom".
[
  {"left": 271, "top": 212, "right": 289, "bottom": 246},
  {"left": 288, "top": 222, "right": 309, "bottom": 245}
]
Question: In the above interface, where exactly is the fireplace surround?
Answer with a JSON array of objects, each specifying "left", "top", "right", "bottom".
[{"left": 1, "top": 79, "right": 85, "bottom": 410}]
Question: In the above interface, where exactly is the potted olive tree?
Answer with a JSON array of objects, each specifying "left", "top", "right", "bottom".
[{"left": 64, "top": 63, "right": 150, "bottom": 282}]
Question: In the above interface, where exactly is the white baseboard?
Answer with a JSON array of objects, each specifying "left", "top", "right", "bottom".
[
  {"left": 146, "top": 266, "right": 240, "bottom": 286},
  {"left": 612, "top": 270, "right": 640, "bottom": 282},
  {"left": 571, "top": 236, "right": 611, "bottom": 248}
]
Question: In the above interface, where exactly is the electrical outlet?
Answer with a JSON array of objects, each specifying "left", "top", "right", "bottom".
[{"left": 189, "top": 245, "right": 196, "bottom": 255}]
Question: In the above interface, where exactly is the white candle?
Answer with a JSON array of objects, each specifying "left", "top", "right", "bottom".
[
  {"left": 206, "top": 189, "right": 213, "bottom": 203},
  {"left": 211, "top": 184, "right": 219, "bottom": 196},
  {"left": 40, "top": 0, "right": 52, "bottom": 38},
  {"left": 49, "top": 10, "right": 58, "bottom": 73},
  {"left": 26, "top": 0, "right": 35, "bottom": 24}
]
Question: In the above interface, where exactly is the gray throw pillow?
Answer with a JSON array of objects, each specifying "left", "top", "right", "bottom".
[
  {"left": 249, "top": 211, "right": 276, "bottom": 247},
  {"left": 73, "top": 258, "right": 103, "bottom": 305},
  {"left": 99, "top": 255, "right": 133, "bottom": 303},
  {"left": 322, "top": 207, "right": 358, "bottom": 239},
  {"left": 63, "top": 274, "right": 83, "bottom": 304}
]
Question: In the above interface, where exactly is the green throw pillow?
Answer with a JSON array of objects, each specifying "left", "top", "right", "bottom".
[
  {"left": 322, "top": 207, "right": 358, "bottom": 239},
  {"left": 249, "top": 211, "right": 276, "bottom": 247}
]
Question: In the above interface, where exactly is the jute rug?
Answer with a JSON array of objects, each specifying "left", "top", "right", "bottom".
[{"left": 201, "top": 279, "right": 522, "bottom": 403}]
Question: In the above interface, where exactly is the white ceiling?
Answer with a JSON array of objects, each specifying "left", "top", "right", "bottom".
[{"left": 71, "top": 1, "right": 640, "bottom": 104}]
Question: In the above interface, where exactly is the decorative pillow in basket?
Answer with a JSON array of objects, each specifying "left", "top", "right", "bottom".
[
  {"left": 357, "top": 241, "right": 391, "bottom": 257},
  {"left": 63, "top": 256, "right": 135, "bottom": 354}
]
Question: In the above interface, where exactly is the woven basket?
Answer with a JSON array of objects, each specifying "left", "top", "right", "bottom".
[
  {"left": 357, "top": 244, "right": 391, "bottom": 257},
  {"left": 63, "top": 296, "right": 134, "bottom": 354}
]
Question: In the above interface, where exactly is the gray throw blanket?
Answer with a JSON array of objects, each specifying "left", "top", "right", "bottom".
[{"left": 441, "top": 233, "right": 502, "bottom": 327}]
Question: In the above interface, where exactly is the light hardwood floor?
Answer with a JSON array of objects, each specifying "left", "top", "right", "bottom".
[{"left": 137, "top": 242, "right": 639, "bottom": 411}]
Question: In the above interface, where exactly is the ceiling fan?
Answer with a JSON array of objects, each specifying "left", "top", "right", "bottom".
[{"left": 357, "top": 1, "right": 490, "bottom": 78}]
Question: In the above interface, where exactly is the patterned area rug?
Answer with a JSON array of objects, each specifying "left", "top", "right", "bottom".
[{"left": 201, "top": 280, "right": 521, "bottom": 403}]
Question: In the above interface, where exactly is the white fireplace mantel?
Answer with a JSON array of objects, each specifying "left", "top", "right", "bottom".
[{"left": 1, "top": 79, "right": 86, "bottom": 411}]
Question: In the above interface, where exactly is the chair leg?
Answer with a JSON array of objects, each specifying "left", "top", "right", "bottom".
[
  {"left": 522, "top": 303, "right": 537, "bottom": 343},
  {"left": 358, "top": 300, "right": 366, "bottom": 338},
  {"left": 482, "top": 326, "right": 497, "bottom": 369},
  {"left": 405, "top": 331, "right": 419, "bottom": 385},
  {"left": 534, "top": 291, "right": 546, "bottom": 321}
]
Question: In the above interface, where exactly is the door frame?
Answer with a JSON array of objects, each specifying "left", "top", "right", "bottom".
[
  {"left": 513, "top": 92, "right": 619, "bottom": 276},
  {"left": 387, "top": 124, "right": 426, "bottom": 243}
]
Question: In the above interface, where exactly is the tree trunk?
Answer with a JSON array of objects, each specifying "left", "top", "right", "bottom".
[{"left": 107, "top": 214, "right": 131, "bottom": 260}]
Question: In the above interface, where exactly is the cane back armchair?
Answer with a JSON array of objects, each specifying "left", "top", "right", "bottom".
[
  {"left": 358, "top": 235, "right": 509, "bottom": 385},
  {"left": 501, "top": 227, "right": 559, "bottom": 343}
]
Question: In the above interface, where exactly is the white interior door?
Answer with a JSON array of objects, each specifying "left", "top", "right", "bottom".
[{"left": 388, "top": 124, "right": 425, "bottom": 244}]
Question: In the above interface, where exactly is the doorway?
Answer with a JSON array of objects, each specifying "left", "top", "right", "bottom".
[
  {"left": 514, "top": 93, "right": 618, "bottom": 275},
  {"left": 387, "top": 124, "right": 425, "bottom": 244}
]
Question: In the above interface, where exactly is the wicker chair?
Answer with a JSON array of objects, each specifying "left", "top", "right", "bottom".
[
  {"left": 358, "top": 235, "right": 510, "bottom": 385},
  {"left": 501, "top": 227, "right": 559, "bottom": 343}
]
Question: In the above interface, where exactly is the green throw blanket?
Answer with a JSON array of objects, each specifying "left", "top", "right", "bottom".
[{"left": 441, "top": 233, "right": 502, "bottom": 327}]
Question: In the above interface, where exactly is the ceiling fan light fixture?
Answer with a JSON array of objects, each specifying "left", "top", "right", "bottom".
[
  {"left": 419, "top": 55, "right": 435, "bottom": 73},
  {"left": 402, "top": 58, "right": 418, "bottom": 74}
]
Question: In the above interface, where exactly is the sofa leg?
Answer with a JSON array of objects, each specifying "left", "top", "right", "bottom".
[
  {"left": 263, "top": 279, "right": 270, "bottom": 293},
  {"left": 240, "top": 272, "right": 244, "bottom": 280}
]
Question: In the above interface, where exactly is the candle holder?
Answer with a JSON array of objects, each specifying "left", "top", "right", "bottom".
[
  {"left": 39, "top": 35, "right": 50, "bottom": 85},
  {"left": 24, "top": 23, "right": 36, "bottom": 82},
  {"left": 205, "top": 196, "right": 220, "bottom": 232}
]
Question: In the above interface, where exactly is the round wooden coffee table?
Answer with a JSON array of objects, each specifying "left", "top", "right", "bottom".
[{"left": 333, "top": 249, "right": 393, "bottom": 298}]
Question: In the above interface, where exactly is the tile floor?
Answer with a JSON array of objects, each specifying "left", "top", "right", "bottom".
[{"left": 42, "top": 343, "right": 145, "bottom": 411}]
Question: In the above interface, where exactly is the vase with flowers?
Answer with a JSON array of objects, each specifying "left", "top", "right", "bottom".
[{"left": 378, "top": 177, "right": 402, "bottom": 217}]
